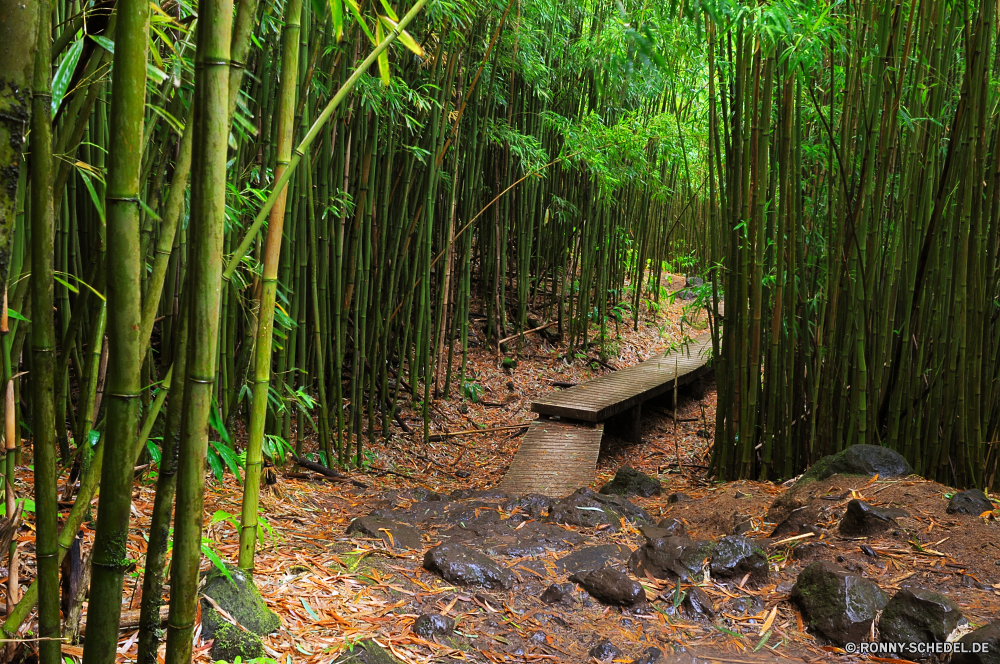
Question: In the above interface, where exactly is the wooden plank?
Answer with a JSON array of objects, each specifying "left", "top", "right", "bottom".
[
  {"left": 531, "top": 332, "right": 714, "bottom": 422},
  {"left": 498, "top": 420, "right": 604, "bottom": 496}
]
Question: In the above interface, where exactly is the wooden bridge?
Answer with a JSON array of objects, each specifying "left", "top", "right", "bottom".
[{"left": 498, "top": 332, "right": 715, "bottom": 496}]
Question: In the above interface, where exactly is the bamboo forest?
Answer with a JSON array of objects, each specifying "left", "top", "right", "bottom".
[{"left": 0, "top": 0, "right": 999, "bottom": 661}]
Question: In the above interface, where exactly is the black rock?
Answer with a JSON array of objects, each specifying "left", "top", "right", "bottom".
[
  {"left": 629, "top": 536, "right": 715, "bottom": 582},
  {"left": 600, "top": 466, "right": 663, "bottom": 497},
  {"left": 838, "top": 500, "right": 908, "bottom": 537},
  {"left": 633, "top": 646, "right": 663, "bottom": 664},
  {"left": 554, "top": 543, "right": 631, "bottom": 574},
  {"left": 335, "top": 640, "right": 406, "bottom": 664},
  {"left": 729, "top": 513, "right": 753, "bottom": 536},
  {"left": 793, "top": 541, "right": 832, "bottom": 560},
  {"left": 508, "top": 493, "right": 554, "bottom": 518},
  {"left": 455, "top": 470, "right": 471, "bottom": 479},
  {"left": 570, "top": 568, "right": 645, "bottom": 606},
  {"left": 878, "top": 587, "right": 964, "bottom": 654},
  {"left": 667, "top": 492, "right": 692, "bottom": 503},
  {"left": 484, "top": 521, "right": 584, "bottom": 557},
  {"left": 790, "top": 561, "right": 889, "bottom": 646},
  {"left": 546, "top": 487, "right": 651, "bottom": 530},
  {"left": 412, "top": 613, "right": 455, "bottom": 638},
  {"left": 588, "top": 638, "right": 622, "bottom": 662},
  {"left": 724, "top": 595, "right": 763, "bottom": 616},
  {"left": 952, "top": 621, "right": 1000, "bottom": 664},
  {"left": 345, "top": 516, "right": 423, "bottom": 550},
  {"left": 639, "top": 518, "right": 686, "bottom": 542},
  {"left": 947, "top": 489, "right": 996, "bottom": 516},
  {"left": 680, "top": 585, "right": 715, "bottom": 618},
  {"left": 770, "top": 504, "right": 828, "bottom": 538},
  {"left": 801, "top": 445, "right": 913, "bottom": 484},
  {"left": 540, "top": 583, "right": 577, "bottom": 605},
  {"left": 423, "top": 543, "right": 515, "bottom": 589},
  {"left": 200, "top": 565, "right": 281, "bottom": 663},
  {"left": 709, "top": 536, "right": 769, "bottom": 581}
]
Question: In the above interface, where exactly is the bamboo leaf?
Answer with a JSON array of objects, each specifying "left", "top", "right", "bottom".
[
  {"left": 146, "top": 440, "right": 162, "bottom": 465},
  {"left": 200, "top": 541, "right": 235, "bottom": 584},
  {"left": 377, "top": 15, "right": 423, "bottom": 57},
  {"left": 376, "top": 20, "right": 390, "bottom": 86},
  {"left": 52, "top": 38, "right": 85, "bottom": 118},
  {"left": 377, "top": 0, "right": 398, "bottom": 22},
  {"left": 330, "top": 0, "right": 344, "bottom": 41},
  {"left": 344, "top": 0, "right": 377, "bottom": 45}
]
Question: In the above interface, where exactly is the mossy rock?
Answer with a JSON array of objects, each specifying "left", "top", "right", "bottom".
[
  {"left": 208, "top": 620, "right": 265, "bottom": 663},
  {"left": 797, "top": 445, "right": 912, "bottom": 487},
  {"left": 335, "top": 640, "right": 406, "bottom": 664},
  {"left": 501, "top": 357, "right": 518, "bottom": 369},
  {"left": 770, "top": 445, "right": 913, "bottom": 522},
  {"left": 599, "top": 466, "right": 662, "bottom": 498},
  {"left": 201, "top": 564, "right": 280, "bottom": 662}
]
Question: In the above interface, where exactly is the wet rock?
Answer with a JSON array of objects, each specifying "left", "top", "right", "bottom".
[
  {"left": 640, "top": 518, "right": 686, "bottom": 542},
  {"left": 200, "top": 565, "right": 281, "bottom": 662},
  {"left": 376, "top": 500, "right": 450, "bottom": 523},
  {"left": 335, "top": 640, "right": 406, "bottom": 664},
  {"left": 405, "top": 487, "right": 448, "bottom": 502},
  {"left": 588, "top": 638, "right": 622, "bottom": 662},
  {"left": 633, "top": 646, "right": 663, "bottom": 664},
  {"left": 838, "top": 500, "right": 908, "bottom": 537},
  {"left": 540, "top": 583, "right": 576, "bottom": 605},
  {"left": 423, "top": 543, "right": 515, "bottom": 589},
  {"left": 802, "top": 445, "right": 913, "bottom": 484},
  {"left": 729, "top": 513, "right": 753, "bottom": 536},
  {"left": 485, "top": 522, "right": 583, "bottom": 557},
  {"left": 345, "top": 516, "right": 423, "bottom": 550},
  {"left": 508, "top": 493, "right": 553, "bottom": 518},
  {"left": 412, "top": 613, "right": 455, "bottom": 639},
  {"left": 449, "top": 488, "right": 510, "bottom": 502},
  {"left": 599, "top": 466, "right": 662, "bottom": 498},
  {"left": 770, "top": 445, "right": 912, "bottom": 521},
  {"left": 710, "top": 536, "right": 769, "bottom": 581},
  {"left": 555, "top": 543, "right": 631, "bottom": 574},
  {"left": 629, "top": 536, "right": 715, "bottom": 582},
  {"left": 770, "top": 504, "right": 828, "bottom": 538},
  {"left": 793, "top": 541, "right": 832, "bottom": 560},
  {"left": 667, "top": 492, "right": 692, "bottom": 503},
  {"left": 680, "top": 585, "right": 715, "bottom": 618},
  {"left": 546, "top": 487, "right": 651, "bottom": 530},
  {"left": 952, "top": 621, "right": 1000, "bottom": 664},
  {"left": 877, "top": 587, "right": 964, "bottom": 654},
  {"left": 570, "top": 568, "right": 645, "bottom": 606},
  {"left": 790, "top": 561, "right": 888, "bottom": 646},
  {"left": 724, "top": 595, "right": 763, "bottom": 616},
  {"left": 947, "top": 489, "right": 995, "bottom": 516},
  {"left": 686, "top": 276, "right": 705, "bottom": 288}
]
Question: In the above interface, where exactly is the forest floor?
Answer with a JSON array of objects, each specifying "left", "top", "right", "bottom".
[{"left": 5, "top": 273, "right": 1000, "bottom": 664}]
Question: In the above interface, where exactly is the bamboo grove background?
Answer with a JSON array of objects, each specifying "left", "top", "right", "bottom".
[
  {"left": 696, "top": 0, "right": 1000, "bottom": 491},
  {"left": 0, "top": 0, "right": 999, "bottom": 659}
]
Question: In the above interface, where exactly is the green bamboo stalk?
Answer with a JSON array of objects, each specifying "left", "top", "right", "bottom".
[
  {"left": 162, "top": 0, "right": 233, "bottom": 655},
  {"left": 81, "top": 0, "right": 150, "bottom": 656},
  {"left": 27, "top": 4, "right": 62, "bottom": 660}
]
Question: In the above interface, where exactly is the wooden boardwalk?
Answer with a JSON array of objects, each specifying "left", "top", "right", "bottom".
[
  {"left": 531, "top": 333, "right": 714, "bottom": 422},
  {"left": 497, "top": 420, "right": 605, "bottom": 495},
  {"left": 500, "top": 332, "right": 715, "bottom": 496}
]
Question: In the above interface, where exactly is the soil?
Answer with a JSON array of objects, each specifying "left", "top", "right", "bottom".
[{"left": 5, "top": 274, "right": 999, "bottom": 664}]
